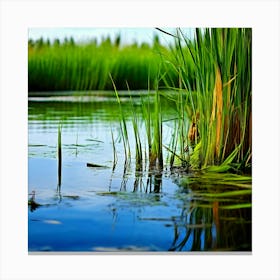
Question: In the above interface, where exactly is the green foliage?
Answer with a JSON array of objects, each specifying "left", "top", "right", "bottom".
[
  {"left": 161, "top": 28, "right": 252, "bottom": 172},
  {"left": 28, "top": 37, "right": 171, "bottom": 91},
  {"left": 189, "top": 141, "right": 201, "bottom": 170},
  {"left": 180, "top": 172, "right": 252, "bottom": 189},
  {"left": 110, "top": 75, "right": 131, "bottom": 169},
  {"left": 57, "top": 124, "right": 62, "bottom": 187},
  {"left": 29, "top": 29, "right": 252, "bottom": 173}
]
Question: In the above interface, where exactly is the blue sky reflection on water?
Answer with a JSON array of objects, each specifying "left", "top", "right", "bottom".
[{"left": 28, "top": 27, "right": 194, "bottom": 46}]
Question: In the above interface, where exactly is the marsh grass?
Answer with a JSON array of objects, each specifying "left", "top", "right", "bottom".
[
  {"left": 150, "top": 88, "right": 163, "bottom": 169},
  {"left": 28, "top": 39, "right": 170, "bottom": 92},
  {"left": 110, "top": 74, "right": 131, "bottom": 170},
  {"left": 111, "top": 128, "right": 118, "bottom": 171},
  {"left": 57, "top": 123, "right": 62, "bottom": 188},
  {"left": 127, "top": 83, "right": 143, "bottom": 172},
  {"left": 32, "top": 28, "right": 252, "bottom": 174},
  {"left": 158, "top": 28, "right": 252, "bottom": 172}
]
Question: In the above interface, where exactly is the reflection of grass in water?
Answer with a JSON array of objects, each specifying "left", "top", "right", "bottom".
[
  {"left": 92, "top": 163, "right": 251, "bottom": 250},
  {"left": 180, "top": 172, "right": 252, "bottom": 189},
  {"left": 167, "top": 202, "right": 251, "bottom": 251},
  {"left": 167, "top": 172, "right": 252, "bottom": 251},
  {"left": 96, "top": 191, "right": 167, "bottom": 207}
]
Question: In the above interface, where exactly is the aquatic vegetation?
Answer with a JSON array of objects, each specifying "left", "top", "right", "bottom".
[
  {"left": 28, "top": 37, "right": 169, "bottom": 91},
  {"left": 28, "top": 190, "right": 42, "bottom": 212},
  {"left": 29, "top": 28, "right": 251, "bottom": 173},
  {"left": 159, "top": 28, "right": 252, "bottom": 172},
  {"left": 86, "top": 163, "right": 109, "bottom": 168},
  {"left": 110, "top": 74, "right": 131, "bottom": 170},
  {"left": 28, "top": 28, "right": 252, "bottom": 252},
  {"left": 29, "top": 94, "right": 252, "bottom": 252},
  {"left": 150, "top": 87, "right": 163, "bottom": 169},
  {"left": 179, "top": 171, "right": 252, "bottom": 189},
  {"left": 57, "top": 123, "right": 62, "bottom": 188},
  {"left": 170, "top": 170, "right": 252, "bottom": 251},
  {"left": 110, "top": 128, "right": 118, "bottom": 171},
  {"left": 167, "top": 201, "right": 251, "bottom": 251}
]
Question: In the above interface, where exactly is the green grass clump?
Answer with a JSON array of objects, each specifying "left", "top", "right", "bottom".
[{"left": 160, "top": 28, "right": 252, "bottom": 172}]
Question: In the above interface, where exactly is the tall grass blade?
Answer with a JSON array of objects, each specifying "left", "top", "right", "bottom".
[
  {"left": 111, "top": 128, "right": 118, "bottom": 171},
  {"left": 214, "top": 67, "right": 223, "bottom": 159},
  {"left": 109, "top": 73, "right": 131, "bottom": 168},
  {"left": 57, "top": 124, "right": 62, "bottom": 188}
]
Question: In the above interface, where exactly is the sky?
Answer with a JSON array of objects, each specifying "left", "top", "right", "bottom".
[{"left": 28, "top": 27, "right": 194, "bottom": 46}]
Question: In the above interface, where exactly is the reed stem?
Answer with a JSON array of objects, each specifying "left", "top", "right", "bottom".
[{"left": 57, "top": 123, "right": 62, "bottom": 188}]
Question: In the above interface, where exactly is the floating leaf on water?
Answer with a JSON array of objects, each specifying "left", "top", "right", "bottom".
[
  {"left": 85, "top": 138, "right": 104, "bottom": 143},
  {"left": 29, "top": 144, "right": 47, "bottom": 147},
  {"left": 86, "top": 162, "right": 109, "bottom": 168},
  {"left": 164, "top": 224, "right": 173, "bottom": 227},
  {"left": 96, "top": 191, "right": 119, "bottom": 196}
]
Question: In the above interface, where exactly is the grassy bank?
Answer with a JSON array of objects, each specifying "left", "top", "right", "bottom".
[{"left": 28, "top": 36, "right": 184, "bottom": 91}]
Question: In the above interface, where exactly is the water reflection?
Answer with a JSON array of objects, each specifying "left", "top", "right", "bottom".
[
  {"left": 167, "top": 204, "right": 251, "bottom": 251},
  {"left": 28, "top": 190, "right": 41, "bottom": 212},
  {"left": 28, "top": 94, "right": 251, "bottom": 252},
  {"left": 29, "top": 158, "right": 251, "bottom": 251}
]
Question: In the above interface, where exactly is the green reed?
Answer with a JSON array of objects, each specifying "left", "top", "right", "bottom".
[
  {"left": 140, "top": 85, "right": 152, "bottom": 167},
  {"left": 110, "top": 74, "right": 131, "bottom": 170},
  {"left": 57, "top": 124, "right": 62, "bottom": 188},
  {"left": 128, "top": 90, "right": 143, "bottom": 171},
  {"left": 150, "top": 87, "right": 163, "bottom": 169},
  {"left": 110, "top": 128, "right": 118, "bottom": 171},
  {"left": 28, "top": 38, "right": 168, "bottom": 92},
  {"left": 161, "top": 28, "right": 252, "bottom": 172}
]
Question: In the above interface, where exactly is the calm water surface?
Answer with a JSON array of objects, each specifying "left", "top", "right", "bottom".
[{"left": 28, "top": 92, "right": 251, "bottom": 252}]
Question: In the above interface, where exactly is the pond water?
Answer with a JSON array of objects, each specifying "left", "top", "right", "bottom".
[{"left": 28, "top": 92, "right": 252, "bottom": 252}]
